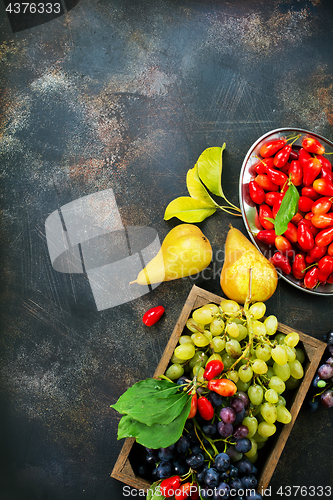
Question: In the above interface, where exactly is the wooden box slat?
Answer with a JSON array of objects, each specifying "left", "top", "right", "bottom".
[{"left": 111, "top": 285, "right": 327, "bottom": 493}]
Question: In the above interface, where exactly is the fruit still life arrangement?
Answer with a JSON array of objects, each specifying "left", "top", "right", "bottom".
[{"left": 111, "top": 131, "right": 333, "bottom": 500}]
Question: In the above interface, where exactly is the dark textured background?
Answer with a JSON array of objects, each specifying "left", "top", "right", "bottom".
[{"left": 1, "top": 1, "right": 333, "bottom": 499}]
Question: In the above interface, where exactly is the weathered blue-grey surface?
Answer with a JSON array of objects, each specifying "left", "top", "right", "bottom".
[{"left": 1, "top": 0, "right": 333, "bottom": 499}]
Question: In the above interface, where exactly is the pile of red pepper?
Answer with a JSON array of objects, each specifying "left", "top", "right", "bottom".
[{"left": 248, "top": 134, "right": 333, "bottom": 290}]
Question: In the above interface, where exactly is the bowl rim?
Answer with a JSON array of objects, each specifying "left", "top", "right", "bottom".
[{"left": 239, "top": 127, "right": 333, "bottom": 296}]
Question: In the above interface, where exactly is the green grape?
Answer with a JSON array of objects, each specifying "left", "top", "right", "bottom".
[
  {"left": 285, "top": 376, "right": 301, "bottom": 390},
  {"left": 268, "top": 376, "right": 285, "bottom": 394},
  {"left": 238, "top": 365, "right": 253, "bottom": 383},
  {"left": 174, "top": 343, "right": 196, "bottom": 361},
  {"left": 276, "top": 405, "right": 292, "bottom": 424},
  {"left": 277, "top": 395, "right": 287, "bottom": 407},
  {"left": 192, "top": 304, "right": 217, "bottom": 324},
  {"left": 186, "top": 318, "right": 204, "bottom": 333},
  {"left": 165, "top": 363, "right": 184, "bottom": 380},
  {"left": 192, "top": 366, "right": 205, "bottom": 382},
  {"left": 264, "top": 315, "right": 278, "bottom": 336},
  {"left": 273, "top": 362, "right": 291, "bottom": 381},
  {"left": 295, "top": 347, "right": 306, "bottom": 364},
  {"left": 282, "top": 345, "right": 296, "bottom": 362},
  {"left": 210, "top": 318, "right": 225, "bottom": 336},
  {"left": 242, "top": 416, "right": 258, "bottom": 438},
  {"left": 189, "top": 351, "right": 207, "bottom": 369},
  {"left": 226, "top": 339, "right": 242, "bottom": 358},
  {"left": 264, "top": 389, "right": 279, "bottom": 404},
  {"left": 251, "top": 404, "right": 262, "bottom": 417},
  {"left": 249, "top": 301, "right": 266, "bottom": 319},
  {"left": 221, "top": 352, "right": 235, "bottom": 370},
  {"left": 256, "top": 441, "right": 267, "bottom": 450},
  {"left": 275, "top": 333, "right": 287, "bottom": 344},
  {"left": 235, "top": 324, "right": 248, "bottom": 341},
  {"left": 271, "top": 345, "right": 288, "bottom": 365},
  {"left": 258, "top": 421, "right": 276, "bottom": 438},
  {"left": 226, "top": 322, "right": 240, "bottom": 338},
  {"left": 255, "top": 344, "right": 272, "bottom": 362},
  {"left": 236, "top": 379, "right": 251, "bottom": 392},
  {"left": 179, "top": 335, "right": 194, "bottom": 345},
  {"left": 252, "top": 359, "right": 268, "bottom": 375},
  {"left": 220, "top": 300, "right": 241, "bottom": 315},
  {"left": 284, "top": 331, "right": 299, "bottom": 347},
  {"left": 248, "top": 385, "right": 264, "bottom": 405},
  {"left": 171, "top": 353, "right": 184, "bottom": 364},
  {"left": 192, "top": 332, "right": 210, "bottom": 347},
  {"left": 266, "top": 366, "right": 275, "bottom": 379},
  {"left": 211, "top": 336, "right": 225, "bottom": 352},
  {"left": 289, "top": 359, "right": 304, "bottom": 379},
  {"left": 206, "top": 353, "right": 223, "bottom": 365},
  {"left": 253, "top": 431, "right": 269, "bottom": 443},
  {"left": 228, "top": 370, "right": 239, "bottom": 384},
  {"left": 252, "top": 320, "right": 266, "bottom": 337},
  {"left": 245, "top": 438, "right": 258, "bottom": 458},
  {"left": 261, "top": 402, "right": 277, "bottom": 424}
]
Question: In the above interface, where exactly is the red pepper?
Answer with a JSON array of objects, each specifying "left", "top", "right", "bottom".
[
  {"left": 288, "top": 160, "right": 303, "bottom": 186},
  {"left": 160, "top": 476, "right": 182, "bottom": 498},
  {"left": 301, "top": 186, "right": 320, "bottom": 200},
  {"left": 259, "top": 138, "right": 287, "bottom": 158},
  {"left": 253, "top": 157, "right": 274, "bottom": 174},
  {"left": 197, "top": 396, "right": 215, "bottom": 420},
  {"left": 297, "top": 221, "right": 315, "bottom": 252},
  {"left": 304, "top": 266, "right": 319, "bottom": 289},
  {"left": 315, "top": 226, "right": 333, "bottom": 247},
  {"left": 298, "top": 196, "right": 314, "bottom": 213},
  {"left": 142, "top": 305, "right": 165, "bottom": 326},
  {"left": 275, "top": 235, "right": 293, "bottom": 254},
  {"left": 305, "top": 245, "right": 327, "bottom": 264},
  {"left": 313, "top": 178, "right": 333, "bottom": 197},
  {"left": 318, "top": 255, "right": 333, "bottom": 282},
  {"left": 249, "top": 179, "right": 265, "bottom": 205},
  {"left": 292, "top": 253, "right": 306, "bottom": 280},
  {"left": 175, "top": 482, "right": 192, "bottom": 500},
  {"left": 302, "top": 157, "right": 322, "bottom": 186},
  {"left": 312, "top": 197, "right": 332, "bottom": 215},
  {"left": 298, "top": 147, "right": 312, "bottom": 166},
  {"left": 265, "top": 191, "right": 282, "bottom": 207},
  {"left": 259, "top": 204, "right": 274, "bottom": 230},
  {"left": 266, "top": 165, "right": 288, "bottom": 186},
  {"left": 208, "top": 378, "right": 237, "bottom": 397},
  {"left": 203, "top": 359, "right": 224, "bottom": 381},
  {"left": 187, "top": 393, "right": 197, "bottom": 419},
  {"left": 302, "top": 136, "right": 325, "bottom": 155},
  {"left": 256, "top": 229, "right": 276, "bottom": 246},
  {"left": 283, "top": 222, "right": 298, "bottom": 244},
  {"left": 270, "top": 251, "right": 291, "bottom": 274},
  {"left": 311, "top": 213, "right": 333, "bottom": 229},
  {"left": 273, "top": 144, "right": 292, "bottom": 169},
  {"left": 254, "top": 174, "right": 279, "bottom": 192},
  {"left": 319, "top": 165, "right": 333, "bottom": 183}
]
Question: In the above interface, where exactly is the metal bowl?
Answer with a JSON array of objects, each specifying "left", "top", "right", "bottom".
[{"left": 239, "top": 127, "right": 333, "bottom": 295}]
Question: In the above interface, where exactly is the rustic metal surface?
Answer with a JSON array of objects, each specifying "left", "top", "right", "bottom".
[{"left": 1, "top": 0, "right": 333, "bottom": 499}]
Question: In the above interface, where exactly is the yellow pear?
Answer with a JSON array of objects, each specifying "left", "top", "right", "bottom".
[
  {"left": 130, "top": 224, "right": 212, "bottom": 285},
  {"left": 220, "top": 227, "right": 278, "bottom": 304}
]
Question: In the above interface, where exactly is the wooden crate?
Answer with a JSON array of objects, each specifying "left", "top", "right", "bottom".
[{"left": 111, "top": 285, "right": 327, "bottom": 493}]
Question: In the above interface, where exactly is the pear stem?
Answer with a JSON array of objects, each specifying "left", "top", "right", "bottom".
[{"left": 129, "top": 280, "right": 137, "bottom": 285}]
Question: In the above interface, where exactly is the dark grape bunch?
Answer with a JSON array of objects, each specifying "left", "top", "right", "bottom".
[
  {"left": 306, "top": 330, "right": 333, "bottom": 410},
  {"left": 139, "top": 386, "right": 263, "bottom": 500}
]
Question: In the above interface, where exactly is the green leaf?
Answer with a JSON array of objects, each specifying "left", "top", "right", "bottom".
[
  {"left": 164, "top": 196, "right": 216, "bottom": 222},
  {"left": 110, "top": 378, "right": 181, "bottom": 415},
  {"left": 186, "top": 163, "right": 217, "bottom": 206},
  {"left": 146, "top": 481, "right": 164, "bottom": 500},
  {"left": 274, "top": 182, "right": 300, "bottom": 236},
  {"left": 117, "top": 398, "right": 192, "bottom": 448},
  {"left": 125, "top": 391, "right": 189, "bottom": 426},
  {"left": 197, "top": 144, "right": 226, "bottom": 198}
]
